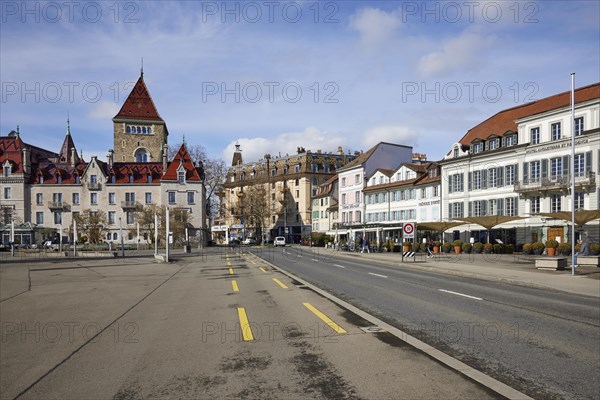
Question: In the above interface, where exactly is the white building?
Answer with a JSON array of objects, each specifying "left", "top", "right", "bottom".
[{"left": 440, "top": 82, "right": 599, "bottom": 245}]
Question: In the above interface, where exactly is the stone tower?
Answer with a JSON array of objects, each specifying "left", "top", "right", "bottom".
[{"left": 112, "top": 72, "right": 168, "bottom": 163}]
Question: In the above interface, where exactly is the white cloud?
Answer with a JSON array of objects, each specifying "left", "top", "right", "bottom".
[
  {"left": 417, "top": 31, "right": 493, "bottom": 78},
  {"left": 361, "top": 125, "right": 417, "bottom": 150},
  {"left": 349, "top": 8, "right": 401, "bottom": 48},
  {"left": 87, "top": 101, "right": 120, "bottom": 120},
  {"left": 222, "top": 127, "right": 347, "bottom": 165}
]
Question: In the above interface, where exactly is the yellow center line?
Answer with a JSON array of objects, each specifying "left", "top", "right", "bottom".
[
  {"left": 251, "top": 261, "right": 257, "bottom": 265},
  {"left": 229, "top": 268, "right": 234, "bottom": 275},
  {"left": 259, "top": 267, "right": 267, "bottom": 273},
  {"left": 272, "top": 278, "right": 288, "bottom": 289},
  {"left": 227, "top": 261, "right": 231, "bottom": 266},
  {"left": 237, "top": 307, "right": 254, "bottom": 341},
  {"left": 231, "top": 280, "right": 239, "bottom": 292},
  {"left": 303, "top": 303, "right": 347, "bottom": 334}
]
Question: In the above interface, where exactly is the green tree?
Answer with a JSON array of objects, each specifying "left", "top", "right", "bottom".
[{"left": 73, "top": 209, "right": 108, "bottom": 244}]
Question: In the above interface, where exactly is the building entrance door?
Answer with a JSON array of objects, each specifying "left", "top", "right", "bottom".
[{"left": 547, "top": 227, "right": 564, "bottom": 243}]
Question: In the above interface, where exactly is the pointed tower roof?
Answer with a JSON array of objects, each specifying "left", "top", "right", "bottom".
[
  {"left": 57, "top": 118, "right": 79, "bottom": 164},
  {"left": 163, "top": 143, "right": 203, "bottom": 182},
  {"left": 231, "top": 142, "right": 243, "bottom": 166},
  {"left": 113, "top": 74, "right": 164, "bottom": 121}
]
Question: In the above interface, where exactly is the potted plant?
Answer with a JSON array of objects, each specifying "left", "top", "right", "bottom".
[
  {"left": 574, "top": 242, "right": 581, "bottom": 253},
  {"left": 590, "top": 243, "right": 600, "bottom": 255},
  {"left": 442, "top": 242, "right": 452, "bottom": 253},
  {"left": 505, "top": 244, "right": 514, "bottom": 254},
  {"left": 403, "top": 241, "right": 411, "bottom": 252},
  {"left": 453, "top": 239, "right": 462, "bottom": 254},
  {"left": 461, "top": 243, "right": 472, "bottom": 254},
  {"left": 483, "top": 243, "right": 493, "bottom": 254},
  {"left": 522, "top": 243, "right": 532, "bottom": 255},
  {"left": 420, "top": 242, "right": 428, "bottom": 252},
  {"left": 558, "top": 243, "right": 571, "bottom": 256},
  {"left": 412, "top": 242, "right": 420, "bottom": 253},
  {"left": 531, "top": 241, "right": 545, "bottom": 255},
  {"left": 493, "top": 243, "right": 503, "bottom": 254},
  {"left": 433, "top": 241, "right": 441, "bottom": 254},
  {"left": 545, "top": 240, "right": 559, "bottom": 256},
  {"left": 473, "top": 242, "right": 483, "bottom": 254}
]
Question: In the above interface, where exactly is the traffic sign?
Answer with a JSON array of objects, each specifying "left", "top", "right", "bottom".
[{"left": 403, "top": 223, "right": 415, "bottom": 238}]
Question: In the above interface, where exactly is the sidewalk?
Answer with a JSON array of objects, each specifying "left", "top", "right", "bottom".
[{"left": 327, "top": 249, "right": 600, "bottom": 298}]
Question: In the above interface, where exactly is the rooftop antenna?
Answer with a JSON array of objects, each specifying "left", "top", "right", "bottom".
[
  {"left": 141, "top": 57, "right": 144, "bottom": 78},
  {"left": 183, "top": 134, "right": 186, "bottom": 145},
  {"left": 67, "top": 112, "right": 71, "bottom": 135}
]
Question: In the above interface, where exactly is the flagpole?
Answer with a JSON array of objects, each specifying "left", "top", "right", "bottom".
[{"left": 570, "top": 73, "right": 576, "bottom": 276}]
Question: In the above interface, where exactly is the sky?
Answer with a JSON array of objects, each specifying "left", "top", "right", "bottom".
[{"left": 1, "top": 1, "right": 599, "bottom": 165}]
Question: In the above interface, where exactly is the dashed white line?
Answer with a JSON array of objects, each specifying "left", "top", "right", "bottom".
[
  {"left": 334, "top": 264, "right": 346, "bottom": 269},
  {"left": 368, "top": 272, "right": 388, "bottom": 278},
  {"left": 438, "top": 289, "right": 483, "bottom": 301}
]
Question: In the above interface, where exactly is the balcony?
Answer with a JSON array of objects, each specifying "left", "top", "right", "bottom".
[
  {"left": 48, "top": 201, "right": 68, "bottom": 210},
  {"left": 514, "top": 171, "right": 596, "bottom": 194},
  {"left": 121, "top": 201, "right": 141, "bottom": 210},
  {"left": 88, "top": 182, "right": 101, "bottom": 190}
]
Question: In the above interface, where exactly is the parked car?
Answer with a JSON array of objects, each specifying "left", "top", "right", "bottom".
[
  {"left": 243, "top": 238, "right": 257, "bottom": 245},
  {"left": 274, "top": 236, "right": 286, "bottom": 247}
]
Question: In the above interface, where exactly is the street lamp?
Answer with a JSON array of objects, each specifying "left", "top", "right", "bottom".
[{"left": 119, "top": 217, "right": 124, "bottom": 257}]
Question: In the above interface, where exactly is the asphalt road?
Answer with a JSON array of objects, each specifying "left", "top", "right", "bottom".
[
  {"left": 250, "top": 246, "right": 600, "bottom": 400},
  {"left": 0, "top": 251, "right": 498, "bottom": 400}
]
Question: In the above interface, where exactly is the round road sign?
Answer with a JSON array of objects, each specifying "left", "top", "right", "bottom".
[{"left": 403, "top": 223, "right": 415, "bottom": 235}]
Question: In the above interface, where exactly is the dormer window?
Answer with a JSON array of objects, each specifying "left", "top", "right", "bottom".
[
  {"left": 75, "top": 175, "right": 80, "bottom": 184},
  {"left": 486, "top": 138, "right": 499, "bottom": 151},
  {"left": 453, "top": 147, "right": 459, "bottom": 158},
  {"left": 57, "top": 176, "right": 62, "bottom": 184},
  {"left": 129, "top": 174, "right": 134, "bottom": 184},
  {"left": 504, "top": 134, "right": 517, "bottom": 147},
  {"left": 2, "top": 161, "right": 11, "bottom": 177},
  {"left": 39, "top": 175, "right": 44, "bottom": 184},
  {"left": 111, "top": 175, "right": 116, "bottom": 184},
  {"left": 147, "top": 174, "right": 152, "bottom": 184},
  {"left": 472, "top": 142, "right": 483, "bottom": 154},
  {"left": 178, "top": 171, "right": 186, "bottom": 184}
]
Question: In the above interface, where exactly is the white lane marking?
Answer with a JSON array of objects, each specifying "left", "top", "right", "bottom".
[
  {"left": 368, "top": 272, "right": 388, "bottom": 278},
  {"left": 438, "top": 289, "right": 483, "bottom": 301},
  {"left": 312, "top": 259, "right": 319, "bottom": 263},
  {"left": 334, "top": 264, "right": 346, "bottom": 269}
]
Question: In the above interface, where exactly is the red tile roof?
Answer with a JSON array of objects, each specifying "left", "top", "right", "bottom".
[
  {"left": 163, "top": 144, "right": 204, "bottom": 182},
  {"left": 108, "top": 162, "right": 163, "bottom": 184},
  {"left": 0, "top": 135, "right": 24, "bottom": 173},
  {"left": 32, "top": 163, "right": 87, "bottom": 184},
  {"left": 113, "top": 76, "right": 164, "bottom": 121},
  {"left": 460, "top": 83, "right": 600, "bottom": 145}
]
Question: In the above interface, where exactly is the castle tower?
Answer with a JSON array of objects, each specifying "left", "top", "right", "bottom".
[{"left": 112, "top": 72, "right": 168, "bottom": 163}]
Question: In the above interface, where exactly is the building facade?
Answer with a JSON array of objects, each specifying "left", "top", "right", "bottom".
[{"left": 0, "top": 73, "right": 207, "bottom": 246}]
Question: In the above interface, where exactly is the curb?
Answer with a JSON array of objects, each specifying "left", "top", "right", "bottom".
[{"left": 251, "top": 251, "right": 533, "bottom": 400}]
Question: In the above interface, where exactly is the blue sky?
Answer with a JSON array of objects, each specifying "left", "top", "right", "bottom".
[{"left": 1, "top": 1, "right": 599, "bottom": 164}]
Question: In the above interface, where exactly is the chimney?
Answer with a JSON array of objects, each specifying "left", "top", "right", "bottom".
[
  {"left": 420, "top": 153, "right": 427, "bottom": 161},
  {"left": 162, "top": 144, "right": 168, "bottom": 171},
  {"left": 412, "top": 153, "right": 420, "bottom": 162},
  {"left": 337, "top": 146, "right": 343, "bottom": 154},
  {"left": 70, "top": 147, "right": 77, "bottom": 167},
  {"left": 107, "top": 149, "right": 114, "bottom": 168},
  {"left": 22, "top": 147, "right": 30, "bottom": 175}
]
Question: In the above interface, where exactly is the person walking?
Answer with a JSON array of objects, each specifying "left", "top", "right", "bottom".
[{"left": 364, "top": 237, "right": 370, "bottom": 253}]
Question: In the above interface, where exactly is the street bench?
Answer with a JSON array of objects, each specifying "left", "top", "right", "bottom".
[
  {"left": 535, "top": 257, "right": 567, "bottom": 271},
  {"left": 577, "top": 255, "right": 600, "bottom": 267}
]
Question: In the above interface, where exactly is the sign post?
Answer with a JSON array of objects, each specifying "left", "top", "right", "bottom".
[{"left": 402, "top": 223, "right": 416, "bottom": 262}]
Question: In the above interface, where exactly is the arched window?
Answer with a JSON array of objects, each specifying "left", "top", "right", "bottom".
[
  {"left": 135, "top": 149, "right": 148, "bottom": 162},
  {"left": 113, "top": 233, "right": 118, "bottom": 240},
  {"left": 57, "top": 176, "right": 62, "bottom": 184},
  {"left": 137, "top": 127, "right": 141, "bottom": 134},
  {"left": 148, "top": 127, "right": 152, "bottom": 134},
  {"left": 126, "top": 126, "right": 131, "bottom": 133},
  {"left": 107, "top": 233, "right": 111, "bottom": 240},
  {"left": 142, "top": 127, "right": 146, "bottom": 134},
  {"left": 129, "top": 175, "right": 134, "bottom": 184},
  {"left": 75, "top": 175, "right": 80, "bottom": 184},
  {"left": 111, "top": 176, "right": 116, "bottom": 184}
]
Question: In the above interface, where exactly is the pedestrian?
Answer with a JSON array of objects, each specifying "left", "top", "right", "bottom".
[
  {"left": 427, "top": 238, "right": 434, "bottom": 258},
  {"left": 579, "top": 237, "right": 590, "bottom": 256},
  {"left": 364, "top": 237, "right": 370, "bottom": 253}
]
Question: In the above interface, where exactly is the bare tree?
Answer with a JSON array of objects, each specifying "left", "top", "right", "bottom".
[
  {"left": 133, "top": 204, "right": 192, "bottom": 246},
  {"left": 73, "top": 209, "right": 108, "bottom": 244},
  {"left": 168, "top": 143, "right": 227, "bottom": 219},
  {"left": 233, "top": 185, "right": 271, "bottom": 242}
]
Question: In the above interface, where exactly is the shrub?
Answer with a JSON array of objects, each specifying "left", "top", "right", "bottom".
[
  {"left": 453, "top": 239, "right": 462, "bottom": 247},
  {"left": 442, "top": 242, "right": 452, "bottom": 252},
  {"left": 531, "top": 242, "right": 545, "bottom": 251},
  {"left": 420, "top": 242, "right": 428, "bottom": 252},
  {"left": 403, "top": 241, "right": 412, "bottom": 247},
  {"left": 434, "top": 240, "right": 441, "bottom": 247},
  {"left": 483, "top": 243, "right": 493, "bottom": 250},
  {"left": 473, "top": 242, "right": 483, "bottom": 250},
  {"left": 462, "top": 243, "right": 472, "bottom": 253},
  {"left": 559, "top": 243, "right": 571, "bottom": 251},
  {"left": 412, "top": 243, "right": 420, "bottom": 252},
  {"left": 522, "top": 243, "right": 532, "bottom": 251},
  {"left": 493, "top": 243, "right": 503, "bottom": 254},
  {"left": 590, "top": 243, "right": 600, "bottom": 251},
  {"left": 545, "top": 240, "right": 559, "bottom": 249},
  {"left": 574, "top": 243, "right": 581, "bottom": 252},
  {"left": 505, "top": 244, "right": 514, "bottom": 254}
]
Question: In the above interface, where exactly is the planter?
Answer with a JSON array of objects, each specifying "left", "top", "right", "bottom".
[
  {"left": 454, "top": 246, "right": 461, "bottom": 254},
  {"left": 561, "top": 250, "right": 571, "bottom": 256},
  {"left": 547, "top": 248, "right": 556, "bottom": 256},
  {"left": 533, "top": 249, "right": 543, "bottom": 255},
  {"left": 403, "top": 245, "right": 410, "bottom": 253},
  {"left": 522, "top": 250, "right": 532, "bottom": 255},
  {"left": 590, "top": 250, "right": 599, "bottom": 256},
  {"left": 484, "top": 248, "right": 492, "bottom": 254}
]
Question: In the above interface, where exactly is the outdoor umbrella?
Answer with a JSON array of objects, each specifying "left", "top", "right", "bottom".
[
  {"left": 416, "top": 221, "right": 466, "bottom": 243},
  {"left": 453, "top": 216, "right": 526, "bottom": 243},
  {"left": 535, "top": 210, "right": 600, "bottom": 229}
]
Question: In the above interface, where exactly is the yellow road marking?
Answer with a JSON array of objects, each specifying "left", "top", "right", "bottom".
[
  {"left": 227, "top": 261, "right": 231, "bottom": 266},
  {"left": 231, "top": 280, "right": 239, "bottom": 292},
  {"left": 259, "top": 267, "right": 267, "bottom": 273},
  {"left": 273, "top": 278, "right": 288, "bottom": 289},
  {"left": 251, "top": 261, "right": 257, "bottom": 265},
  {"left": 237, "top": 308, "right": 254, "bottom": 341},
  {"left": 303, "top": 303, "right": 347, "bottom": 334},
  {"left": 229, "top": 268, "right": 234, "bottom": 275}
]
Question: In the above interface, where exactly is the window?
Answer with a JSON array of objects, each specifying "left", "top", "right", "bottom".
[
  {"left": 530, "top": 127, "right": 540, "bottom": 144},
  {"left": 168, "top": 191, "right": 176, "bottom": 204},
  {"left": 504, "top": 134, "right": 517, "bottom": 146},
  {"left": 311, "top": 164, "right": 318, "bottom": 173},
  {"left": 72, "top": 193, "right": 80, "bottom": 205},
  {"left": 57, "top": 176, "right": 62, "bottom": 184},
  {"left": 530, "top": 161, "right": 541, "bottom": 181},
  {"left": 90, "top": 193, "right": 98, "bottom": 205},
  {"left": 575, "top": 192, "right": 584, "bottom": 210},
  {"left": 53, "top": 193, "right": 62, "bottom": 204},
  {"left": 145, "top": 192, "right": 152, "bottom": 204},
  {"left": 473, "top": 170, "right": 482, "bottom": 190},
  {"left": 355, "top": 174, "right": 361, "bottom": 184},
  {"left": 342, "top": 177, "right": 346, "bottom": 187},
  {"left": 355, "top": 192, "right": 360, "bottom": 203},
  {"left": 449, "top": 202, "right": 464, "bottom": 218},
  {"left": 295, "top": 190, "right": 299, "bottom": 198},
  {"left": 147, "top": 175, "right": 152, "bottom": 184},
  {"left": 111, "top": 175, "right": 116, "bottom": 184},
  {"left": 36, "top": 212, "right": 43, "bottom": 224},
  {"left": 488, "top": 168, "right": 497, "bottom": 188},
  {"left": 550, "top": 157, "right": 562, "bottom": 178},
  {"left": 453, "top": 148, "right": 459, "bottom": 158},
  {"left": 574, "top": 117, "right": 583, "bottom": 136},
  {"left": 341, "top": 193, "right": 346, "bottom": 205},
  {"left": 530, "top": 196, "right": 540, "bottom": 214},
  {"left": 505, "top": 197, "right": 517, "bottom": 216},
  {"left": 38, "top": 175, "right": 43, "bottom": 184},
  {"left": 271, "top": 169, "right": 276, "bottom": 177},
  {"left": 129, "top": 175, "right": 134, "bottom": 184},
  {"left": 187, "top": 191, "right": 195, "bottom": 204},
  {"left": 127, "top": 212, "right": 134, "bottom": 224},
  {"left": 90, "top": 175, "right": 97, "bottom": 185},
  {"left": 421, "top": 188, "right": 426, "bottom": 198},
  {"left": 574, "top": 153, "right": 584, "bottom": 177},
  {"left": 109, "top": 193, "right": 116, "bottom": 205},
  {"left": 75, "top": 175, "right": 80, "bottom": 184},
  {"left": 551, "top": 194, "right": 561, "bottom": 212},
  {"left": 108, "top": 211, "right": 115, "bottom": 224},
  {"left": 505, "top": 165, "right": 516, "bottom": 185},
  {"left": 54, "top": 212, "right": 62, "bottom": 224},
  {"left": 3, "top": 187, "right": 11, "bottom": 199},
  {"left": 472, "top": 142, "right": 483, "bottom": 153},
  {"left": 449, "top": 173, "right": 463, "bottom": 193},
  {"left": 433, "top": 186, "right": 439, "bottom": 197},
  {"left": 2, "top": 162, "right": 11, "bottom": 177},
  {"left": 178, "top": 171, "right": 185, "bottom": 184},
  {"left": 551, "top": 122, "right": 561, "bottom": 140},
  {"left": 36, "top": 193, "right": 43, "bottom": 205},
  {"left": 294, "top": 165, "right": 300, "bottom": 173}
]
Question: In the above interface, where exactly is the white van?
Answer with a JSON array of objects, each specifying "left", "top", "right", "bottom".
[{"left": 274, "top": 236, "right": 286, "bottom": 247}]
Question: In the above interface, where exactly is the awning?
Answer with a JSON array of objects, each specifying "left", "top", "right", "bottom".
[
  {"left": 535, "top": 210, "right": 600, "bottom": 229},
  {"left": 416, "top": 221, "right": 466, "bottom": 232},
  {"left": 453, "top": 216, "right": 526, "bottom": 231}
]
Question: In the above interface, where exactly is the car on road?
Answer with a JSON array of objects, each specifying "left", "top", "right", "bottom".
[
  {"left": 273, "top": 236, "right": 286, "bottom": 247},
  {"left": 243, "top": 238, "right": 257, "bottom": 245}
]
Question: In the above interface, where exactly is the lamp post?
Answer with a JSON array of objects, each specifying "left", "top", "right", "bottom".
[
  {"left": 570, "top": 73, "right": 576, "bottom": 276},
  {"left": 119, "top": 217, "right": 124, "bottom": 258}
]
